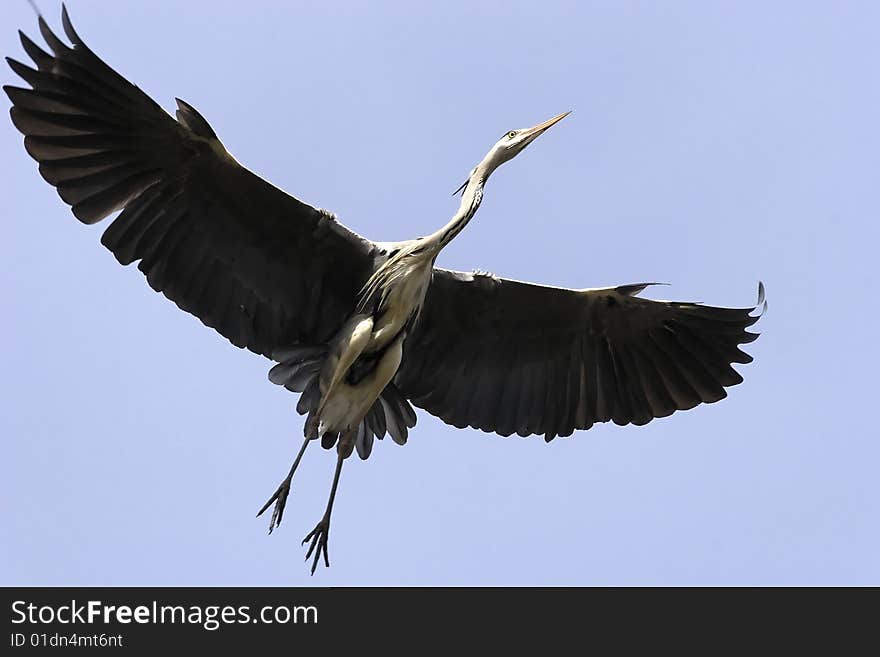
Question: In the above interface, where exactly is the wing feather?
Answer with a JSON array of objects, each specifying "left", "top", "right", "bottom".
[
  {"left": 6, "top": 9, "right": 380, "bottom": 357},
  {"left": 397, "top": 270, "right": 763, "bottom": 438}
]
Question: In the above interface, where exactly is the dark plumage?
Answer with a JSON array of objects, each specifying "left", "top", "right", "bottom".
[
  {"left": 7, "top": 9, "right": 378, "bottom": 359},
  {"left": 397, "top": 274, "right": 763, "bottom": 440}
]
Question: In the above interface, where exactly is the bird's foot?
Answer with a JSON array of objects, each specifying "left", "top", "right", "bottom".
[
  {"left": 256, "top": 477, "right": 292, "bottom": 534},
  {"left": 302, "top": 517, "right": 331, "bottom": 575}
]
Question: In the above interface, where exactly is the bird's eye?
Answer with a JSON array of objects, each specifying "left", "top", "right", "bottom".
[{"left": 507, "top": 131, "right": 517, "bottom": 139}]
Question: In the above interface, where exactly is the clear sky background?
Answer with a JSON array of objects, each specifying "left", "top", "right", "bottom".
[{"left": 1, "top": 1, "right": 877, "bottom": 586}]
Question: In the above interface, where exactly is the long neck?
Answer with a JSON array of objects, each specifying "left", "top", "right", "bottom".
[{"left": 426, "top": 159, "right": 494, "bottom": 256}]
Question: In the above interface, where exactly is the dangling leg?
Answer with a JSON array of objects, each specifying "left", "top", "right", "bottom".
[
  {"left": 257, "top": 434, "right": 311, "bottom": 533},
  {"left": 302, "top": 443, "right": 349, "bottom": 575}
]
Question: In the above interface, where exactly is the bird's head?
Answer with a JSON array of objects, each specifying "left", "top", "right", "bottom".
[
  {"left": 486, "top": 111, "right": 570, "bottom": 167},
  {"left": 456, "top": 111, "right": 570, "bottom": 195}
]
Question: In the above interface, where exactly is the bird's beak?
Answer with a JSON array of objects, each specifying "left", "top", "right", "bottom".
[{"left": 519, "top": 111, "right": 570, "bottom": 144}]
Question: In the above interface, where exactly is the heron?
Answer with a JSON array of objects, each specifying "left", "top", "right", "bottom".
[{"left": 6, "top": 7, "right": 764, "bottom": 574}]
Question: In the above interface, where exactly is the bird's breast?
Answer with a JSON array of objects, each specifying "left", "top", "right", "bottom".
[{"left": 369, "top": 263, "right": 433, "bottom": 350}]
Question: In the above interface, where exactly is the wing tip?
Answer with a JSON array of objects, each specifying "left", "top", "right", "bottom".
[
  {"left": 37, "top": 14, "right": 68, "bottom": 55},
  {"left": 751, "top": 280, "right": 768, "bottom": 318},
  {"left": 60, "top": 4, "right": 83, "bottom": 46}
]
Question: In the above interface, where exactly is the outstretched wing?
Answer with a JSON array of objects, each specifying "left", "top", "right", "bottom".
[
  {"left": 5, "top": 8, "right": 379, "bottom": 357},
  {"left": 396, "top": 270, "right": 764, "bottom": 440}
]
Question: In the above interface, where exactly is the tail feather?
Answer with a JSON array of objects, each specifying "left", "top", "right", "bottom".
[
  {"left": 381, "top": 396, "right": 408, "bottom": 445},
  {"left": 268, "top": 359, "right": 321, "bottom": 391},
  {"left": 366, "top": 400, "right": 386, "bottom": 439},
  {"left": 296, "top": 378, "right": 320, "bottom": 416},
  {"left": 321, "top": 431, "right": 338, "bottom": 450},
  {"left": 355, "top": 422, "right": 375, "bottom": 460},
  {"left": 268, "top": 345, "right": 417, "bottom": 457}
]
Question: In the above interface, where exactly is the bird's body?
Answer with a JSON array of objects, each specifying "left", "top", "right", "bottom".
[
  {"left": 316, "top": 310, "right": 405, "bottom": 444},
  {"left": 6, "top": 7, "right": 764, "bottom": 574}
]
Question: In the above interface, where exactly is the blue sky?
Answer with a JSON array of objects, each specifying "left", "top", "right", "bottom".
[{"left": 1, "top": 1, "right": 877, "bottom": 585}]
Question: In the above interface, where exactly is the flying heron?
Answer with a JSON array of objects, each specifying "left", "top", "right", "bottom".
[{"left": 6, "top": 7, "right": 764, "bottom": 574}]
